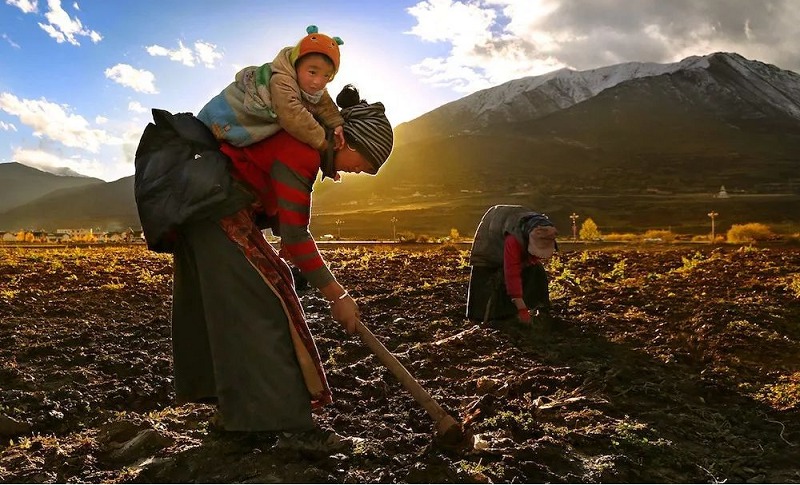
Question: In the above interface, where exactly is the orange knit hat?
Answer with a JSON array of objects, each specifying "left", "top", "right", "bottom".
[{"left": 290, "top": 25, "right": 344, "bottom": 79}]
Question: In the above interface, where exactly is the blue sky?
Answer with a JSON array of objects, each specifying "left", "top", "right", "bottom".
[{"left": 2, "top": 0, "right": 799, "bottom": 182}]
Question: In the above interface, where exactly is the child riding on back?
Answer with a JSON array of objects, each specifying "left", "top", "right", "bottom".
[{"left": 198, "top": 25, "right": 346, "bottom": 152}]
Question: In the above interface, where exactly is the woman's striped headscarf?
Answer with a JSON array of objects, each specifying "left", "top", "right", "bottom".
[{"left": 340, "top": 100, "right": 394, "bottom": 173}]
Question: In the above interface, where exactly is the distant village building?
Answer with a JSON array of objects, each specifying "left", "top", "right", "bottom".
[
  {"left": 31, "top": 230, "right": 48, "bottom": 242},
  {"left": 106, "top": 232, "right": 125, "bottom": 243},
  {"left": 0, "top": 226, "right": 143, "bottom": 244},
  {"left": 716, "top": 185, "right": 730, "bottom": 199}
]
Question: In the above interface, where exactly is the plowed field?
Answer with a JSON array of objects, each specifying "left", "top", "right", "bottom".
[{"left": 1, "top": 244, "right": 799, "bottom": 483}]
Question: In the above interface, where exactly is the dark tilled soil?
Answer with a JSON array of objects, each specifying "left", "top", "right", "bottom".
[{"left": 1, "top": 244, "right": 799, "bottom": 483}]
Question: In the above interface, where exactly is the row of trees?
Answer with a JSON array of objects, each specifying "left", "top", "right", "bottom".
[
  {"left": 577, "top": 218, "right": 786, "bottom": 243},
  {"left": 2, "top": 229, "right": 138, "bottom": 244},
  {"left": 368, "top": 220, "right": 785, "bottom": 244},
  {"left": 7, "top": 231, "right": 101, "bottom": 243}
]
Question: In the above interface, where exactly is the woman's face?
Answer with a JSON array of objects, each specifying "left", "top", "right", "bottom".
[{"left": 333, "top": 143, "right": 376, "bottom": 175}]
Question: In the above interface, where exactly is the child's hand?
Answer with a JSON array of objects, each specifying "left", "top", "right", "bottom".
[{"left": 333, "top": 126, "right": 345, "bottom": 150}]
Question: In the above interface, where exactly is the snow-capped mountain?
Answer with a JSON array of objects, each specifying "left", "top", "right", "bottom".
[{"left": 395, "top": 52, "right": 800, "bottom": 145}]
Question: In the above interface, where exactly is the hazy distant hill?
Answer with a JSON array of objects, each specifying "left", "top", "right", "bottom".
[
  {"left": 0, "top": 162, "right": 104, "bottom": 215},
  {"left": 0, "top": 176, "right": 136, "bottom": 231},
  {"left": 2, "top": 52, "right": 799, "bottom": 236}
]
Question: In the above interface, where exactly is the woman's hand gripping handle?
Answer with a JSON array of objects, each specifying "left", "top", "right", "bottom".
[{"left": 322, "top": 282, "right": 359, "bottom": 335}]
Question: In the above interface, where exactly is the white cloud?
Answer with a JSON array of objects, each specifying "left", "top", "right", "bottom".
[
  {"left": 12, "top": 147, "right": 106, "bottom": 178},
  {"left": 406, "top": 0, "right": 564, "bottom": 92},
  {"left": 104, "top": 64, "right": 158, "bottom": 94},
  {"left": 94, "top": 115, "right": 108, "bottom": 124},
  {"left": 744, "top": 19, "right": 753, "bottom": 41},
  {"left": 409, "top": 57, "right": 488, "bottom": 91},
  {"left": 12, "top": 148, "right": 69, "bottom": 170},
  {"left": 406, "top": 0, "right": 800, "bottom": 94},
  {"left": 5, "top": 0, "right": 37, "bottom": 14},
  {"left": 72, "top": 1, "right": 78, "bottom": 10},
  {"left": 407, "top": 0, "right": 496, "bottom": 44},
  {"left": 9, "top": 143, "right": 137, "bottom": 182},
  {"left": 0, "top": 92, "right": 117, "bottom": 152},
  {"left": 2, "top": 33, "right": 21, "bottom": 49},
  {"left": 11, "top": 121, "right": 151, "bottom": 181},
  {"left": 146, "top": 41, "right": 194, "bottom": 66},
  {"left": 120, "top": 124, "right": 145, "bottom": 172},
  {"left": 128, "top": 101, "right": 146, "bottom": 113},
  {"left": 146, "top": 39, "right": 223, "bottom": 68},
  {"left": 407, "top": 0, "right": 564, "bottom": 93},
  {"left": 194, "top": 41, "right": 223, "bottom": 68},
  {"left": 37, "top": 0, "right": 101, "bottom": 46},
  {"left": 0, "top": 120, "right": 18, "bottom": 131}
]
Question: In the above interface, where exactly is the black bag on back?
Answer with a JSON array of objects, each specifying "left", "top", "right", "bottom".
[{"left": 134, "top": 109, "right": 252, "bottom": 253}]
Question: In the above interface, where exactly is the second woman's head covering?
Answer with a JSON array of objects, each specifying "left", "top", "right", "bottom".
[
  {"left": 337, "top": 84, "right": 394, "bottom": 174},
  {"left": 520, "top": 213, "right": 558, "bottom": 260}
]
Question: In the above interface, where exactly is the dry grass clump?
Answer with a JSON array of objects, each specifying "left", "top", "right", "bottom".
[
  {"left": 603, "top": 233, "right": 639, "bottom": 242},
  {"left": 726, "top": 223, "right": 774, "bottom": 243},
  {"left": 642, "top": 230, "right": 676, "bottom": 243}
]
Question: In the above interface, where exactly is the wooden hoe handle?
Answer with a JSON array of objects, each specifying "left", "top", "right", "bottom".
[{"left": 354, "top": 320, "right": 461, "bottom": 438}]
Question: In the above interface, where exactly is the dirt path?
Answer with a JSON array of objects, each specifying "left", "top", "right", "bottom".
[{"left": 1, "top": 245, "right": 798, "bottom": 483}]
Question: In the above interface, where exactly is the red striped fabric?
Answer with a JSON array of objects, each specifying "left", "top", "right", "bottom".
[
  {"left": 221, "top": 131, "right": 327, "bottom": 277},
  {"left": 283, "top": 239, "right": 319, "bottom": 257},
  {"left": 274, "top": 179, "right": 311, "bottom": 205}
]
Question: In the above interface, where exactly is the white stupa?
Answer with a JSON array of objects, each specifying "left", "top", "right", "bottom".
[{"left": 716, "top": 185, "right": 729, "bottom": 198}]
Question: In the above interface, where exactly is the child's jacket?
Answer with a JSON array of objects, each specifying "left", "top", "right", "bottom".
[{"left": 197, "top": 47, "right": 343, "bottom": 149}]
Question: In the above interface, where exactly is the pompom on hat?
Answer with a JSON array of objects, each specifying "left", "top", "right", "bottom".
[
  {"left": 290, "top": 25, "right": 344, "bottom": 79},
  {"left": 319, "top": 84, "right": 393, "bottom": 180},
  {"left": 337, "top": 84, "right": 394, "bottom": 174}
]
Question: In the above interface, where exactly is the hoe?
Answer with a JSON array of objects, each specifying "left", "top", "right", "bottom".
[{"left": 355, "top": 320, "right": 464, "bottom": 445}]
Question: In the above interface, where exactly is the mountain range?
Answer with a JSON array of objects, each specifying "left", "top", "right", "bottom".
[{"left": 1, "top": 52, "right": 799, "bottom": 237}]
